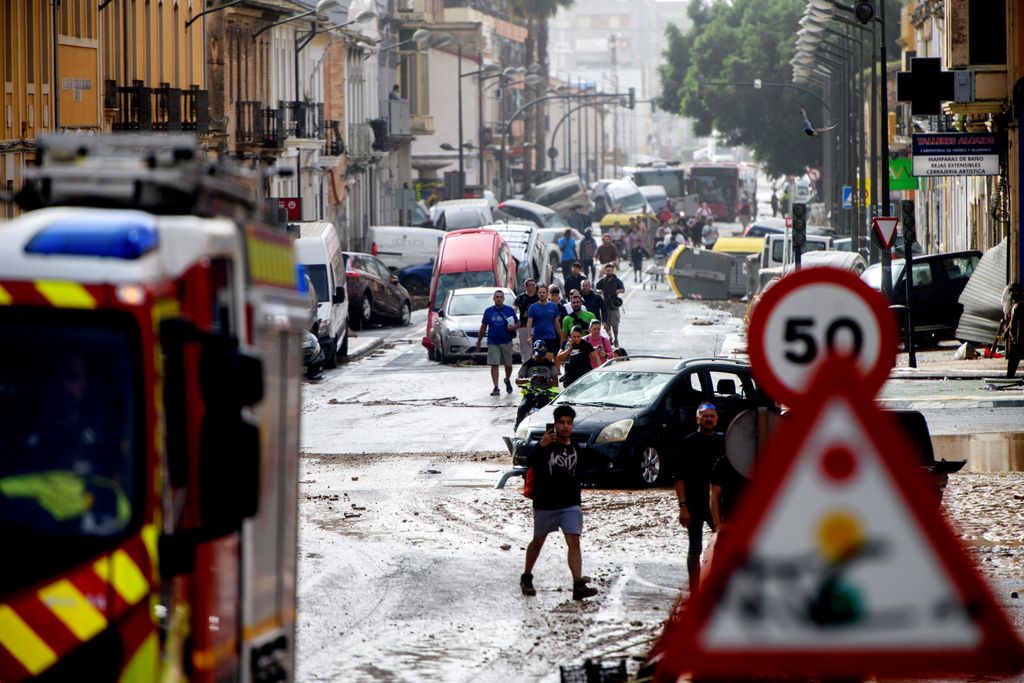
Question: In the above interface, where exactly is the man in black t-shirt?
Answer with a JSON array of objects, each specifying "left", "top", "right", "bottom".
[
  {"left": 521, "top": 405, "right": 598, "bottom": 601},
  {"left": 670, "top": 403, "right": 725, "bottom": 594},
  {"left": 711, "top": 454, "right": 749, "bottom": 531},
  {"left": 596, "top": 264, "right": 625, "bottom": 346},
  {"left": 514, "top": 279, "right": 539, "bottom": 360},
  {"left": 564, "top": 261, "right": 585, "bottom": 296}
]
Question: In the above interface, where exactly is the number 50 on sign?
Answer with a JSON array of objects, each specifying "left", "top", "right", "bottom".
[{"left": 748, "top": 268, "right": 897, "bottom": 406}]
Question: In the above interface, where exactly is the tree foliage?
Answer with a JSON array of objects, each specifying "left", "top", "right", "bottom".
[{"left": 658, "top": 0, "right": 901, "bottom": 178}]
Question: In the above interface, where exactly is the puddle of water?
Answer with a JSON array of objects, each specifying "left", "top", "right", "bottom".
[{"left": 932, "top": 432, "right": 1024, "bottom": 472}]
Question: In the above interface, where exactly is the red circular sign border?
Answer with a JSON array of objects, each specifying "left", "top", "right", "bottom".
[{"left": 747, "top": 267, "right": 897, "bottom": 407}]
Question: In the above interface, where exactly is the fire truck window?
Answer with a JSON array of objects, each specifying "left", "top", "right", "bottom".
[{"left": 0, "top": 311, "right": 140, "bottom": 545}]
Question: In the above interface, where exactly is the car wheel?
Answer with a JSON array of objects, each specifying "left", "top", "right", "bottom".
[
  {"left": 438, "top": 344, "right": 449, "bottom": 364},
  {"left": 637, "top": 445, "right": 663, "bottom": 486},
  {"left": 359, "top": 293, "right": 373, "bottom": 328},
  {"left": 398, "top": 301, "right": 412, "bottom": 326},
  {"left": 323, "top": 335, "right": 338, "bottom": 369},
  {"left": 427, "top": 346, "right": 436, "bottom": 361}
]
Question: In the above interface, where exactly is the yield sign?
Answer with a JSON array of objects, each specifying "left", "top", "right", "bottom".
[
  {"left": 653, "top": 359, "right": 1024, "bottom": 680},
  {"left": 872, "top": 215, "right": 900, "bottom": 248}
]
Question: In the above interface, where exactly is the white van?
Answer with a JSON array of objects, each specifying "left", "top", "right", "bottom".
[
  {"left": 761, "top": 232, "right": 831, "bottom": 270},
  {"left": 367, "top": 225, "right": 444, "bottom": 271},
  {"left": 293, "top": 221, "right": 349, "bottom": 367}
]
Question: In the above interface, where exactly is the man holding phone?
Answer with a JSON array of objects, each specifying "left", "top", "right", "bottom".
[{"left": 520, "top": 405, "right": 598, "bottom": 600}]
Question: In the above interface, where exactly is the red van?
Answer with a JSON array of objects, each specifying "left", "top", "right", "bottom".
[{"left": 422, "top": 228, "right": 517, "bottom": 359}]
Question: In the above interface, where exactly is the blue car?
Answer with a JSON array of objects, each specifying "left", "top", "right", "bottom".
[{"left": 398, "top": 260, "right": 433, "bottom": 295}]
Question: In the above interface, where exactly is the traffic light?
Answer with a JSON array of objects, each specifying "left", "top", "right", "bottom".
[
  {"left": 854, "top": 1, "right": 875, "bottom": 24},
  {"left": 792, "top": 202, "right": 807, "bottom": 247},
  {"left": 627, "top": 87, "right": 636, "bottom": 110},
  {"left": 901, "top": 199, "right": 916, "bottom": 246}
]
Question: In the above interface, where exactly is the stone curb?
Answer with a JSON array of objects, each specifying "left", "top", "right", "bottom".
[{"left": 343, "top": 336, "right": 385, "bottom": 363}]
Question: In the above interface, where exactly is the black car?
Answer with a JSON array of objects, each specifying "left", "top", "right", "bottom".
[
  {"left": 862, "top": 250, "right": 981, "bottom": 344},
  {"left": 512, "top": 356, "right": 775, "bottom": 486}
]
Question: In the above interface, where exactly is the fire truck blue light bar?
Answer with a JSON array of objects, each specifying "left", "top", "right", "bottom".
[{"left": 26, "top": 216, "right": 159, "bottom": 260}]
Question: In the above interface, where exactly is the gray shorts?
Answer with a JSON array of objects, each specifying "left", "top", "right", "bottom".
[
  {"left": 533, "top": 505, "right": 583, "bottom": 538},
  {"left": 607, "top": 308, "right": 621, "bottom": 327},
  {"left": 487, "top": 342, "right": 513, "bottom": 366}
]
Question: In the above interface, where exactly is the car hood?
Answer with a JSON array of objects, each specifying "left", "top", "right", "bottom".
[
  {"left": 522, "top": 402, "right": 640, "bottom": 432},
  {"left": 442, "top": 314, "right": 483, "bottom": 332}
]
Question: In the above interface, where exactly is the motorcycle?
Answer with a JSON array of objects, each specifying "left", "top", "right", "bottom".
[{"left": 515, "top": 378, "right": 560, "bottom": 429}]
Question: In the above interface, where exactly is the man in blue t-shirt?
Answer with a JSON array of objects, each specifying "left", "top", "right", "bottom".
[
  {"left": 526, "top": 284, "right": 561, "bottom": 361},
  {"left": 476, "top": 290, "right": 518, "bottom": 396},
  {"left": 557, "top": 229, "right": 579, "bottom": 281}
]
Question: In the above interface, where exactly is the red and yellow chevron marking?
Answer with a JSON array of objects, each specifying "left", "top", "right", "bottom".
[
  {"left": 0, "top": 525, "right": 158, "bottom": 682},
  {"left": 0, "top": 280, "right": 102, "bottom": 309}
]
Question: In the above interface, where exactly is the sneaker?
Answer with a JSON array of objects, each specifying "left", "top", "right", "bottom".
[
  {"left": 490, "top": 386, "right": 500, "bottom": 396},
  {"left": 572, "top": 579, "right": 598, "bottom": 600},
  {"left": 505, "top": 379, "right": 514, "bottom": 394},
  {"left": 520, "top": 573, "right": 536, "bottom": 596}
]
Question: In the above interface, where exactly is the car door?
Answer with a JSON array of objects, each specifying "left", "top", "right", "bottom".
[
  {"left": 369, "top": 256, "right": 399, "bottom": 315},
  {"left": 905, "top": 260, "right": 939, "bottom": 329},
  {"left": 699, "top": 366, "right": 758, "bottom": 431},
  {"left": 666, "top": 370, "right": 705, "bottom": 438}
]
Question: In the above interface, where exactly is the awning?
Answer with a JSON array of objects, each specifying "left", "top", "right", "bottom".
[{"left": 955, "top": 238, "right": 1007, "bottom": 344}]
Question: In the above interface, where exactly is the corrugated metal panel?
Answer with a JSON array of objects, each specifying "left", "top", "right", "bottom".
[{"left": 955, "top": 238, "right": 1007, "bottom": 344}]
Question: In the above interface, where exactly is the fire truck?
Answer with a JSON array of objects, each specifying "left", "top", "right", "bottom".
[{"left": 0, "top": 136, "right": 306, "bottom": 681}]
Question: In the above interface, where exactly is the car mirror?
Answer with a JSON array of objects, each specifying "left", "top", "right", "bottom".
[
  {"left": 333, "top": 285, "right": 346, "bottom": 304},
  {"left": 390, "top": 274, "right": 399, "bottom": 285},
  {"left": 437, "top": 309, "right": 445, "bottom": 318}
]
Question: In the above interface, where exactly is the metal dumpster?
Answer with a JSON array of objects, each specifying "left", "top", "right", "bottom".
[{"left": 666, "top": 245, "right": 734, "bottom": 300}]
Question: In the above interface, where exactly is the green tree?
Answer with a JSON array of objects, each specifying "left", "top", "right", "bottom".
[{"left": 658, "top": 0, "right": 902, "bottom": 177}]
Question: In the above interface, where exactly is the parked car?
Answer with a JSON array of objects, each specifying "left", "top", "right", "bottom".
[
  {"left": 343, "top": 251, "right": 413, "bottom": 329},
  {"left": 422, "top": 229, "right": 518, "bottom": 359},
  {"left": 431, "top": 199, "right": 493, "bottom": 231},
  {"left": 512, "top": 356, "right": 775, "bottom": 486},
  {"left": 524, "top": 173, "right": 592, "bottom": 217},
  {"left": 590, "top": 178, "right": 620, "bottom": 221},
  {"left": 294, "top": 221, "right": 348, "bottom": 367},
  {"left": 742, "top": 217, "right": 833, "bottom": 238},
  {"left": 301, "top": 331, "right": 325, "bottom": 380},
  {"left": 495, "top": 198, "right": 571, "bottom": 229},
  {"left": 861, "top": 250, "right": 982, "bottom": 344},
  {"left": 397, "top": 260, "right": 434, "bottom": 295},
  {"left": 367, "top": 225, "right": 443, "bottom": 271},
  {"left": 487, "top": 222, "right": 554, "bottom": 292},
  {"left": 603, "top": 178, "right": 651, "bottom": 215},
  {"left": 430, "top": 286, "right": 518, "bottom": 364}
]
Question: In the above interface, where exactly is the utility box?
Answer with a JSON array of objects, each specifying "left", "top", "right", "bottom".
[{"left": 953, "top": 70, "right": 975, "bottom": 103}]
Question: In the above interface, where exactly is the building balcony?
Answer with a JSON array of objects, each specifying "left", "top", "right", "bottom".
[
  {"left": 410, "top": 113, "right": 434, "bottom": 135},
  {"left": 322, "top": 120, "right": 345, "bottom": 159},
  {"left": 279, "top": 101, "right": 325, "bottom": 143},
  {"left": 110, "top": 80, "right": 209, "bottom": 133},
  {"left": 386, "top": 99, "right": 412, "bottom": 139},
  {"left": 236, "top": 101, "right": 282, "bottom": 149}
]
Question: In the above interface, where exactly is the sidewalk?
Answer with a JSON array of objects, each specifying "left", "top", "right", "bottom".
[{"left": 344, "top": 331, "right": 384, "bottom": 362}]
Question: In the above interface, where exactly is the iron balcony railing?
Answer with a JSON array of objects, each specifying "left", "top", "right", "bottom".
[
  {"left": 278, "top": 100, "right": 325, "bottom": 140},
  {"left": 324, "top": 120, "right": 344, "bottom": 156},
  {"left": 236, "top": 101, "right": 280, "bottom": 148},
  {"left": 111, "top": 80, "right": 208, "bottom": 132}
]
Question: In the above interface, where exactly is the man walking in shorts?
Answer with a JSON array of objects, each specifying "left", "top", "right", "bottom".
[
  {"left": 521, "top": 405, "right": 598, "bottom": 600},
  {"left": 476, "top": 290, "right": 517, "bottom": 396},
  {"left": 526, "top": 284, "right": 561, "bottom": 361}
]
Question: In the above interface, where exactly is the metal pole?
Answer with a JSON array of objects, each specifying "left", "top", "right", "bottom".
[
  {"left": 457, "top": 43, "right": 465, "bottom": 197},
  {"left": 478, "top": 50, "right": 485, "bottom": 186},
  {"left": 295, "top": 29, "right": 302, "bottom": 217},
  {"left": 576, "top": 80, "right": 583, "bottom": 178},
  {"left": 879, "top": 7, "right": 893, "bottom": 301}
]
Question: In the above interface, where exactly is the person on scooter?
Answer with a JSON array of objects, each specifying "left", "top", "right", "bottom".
[{"left": 515, "top": 340, "right": 558, "bottom": 427}]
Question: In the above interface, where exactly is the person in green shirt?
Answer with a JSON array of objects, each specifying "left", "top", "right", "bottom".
[{"left": 560, "top": 291, "right": 596, "bottom": 340}]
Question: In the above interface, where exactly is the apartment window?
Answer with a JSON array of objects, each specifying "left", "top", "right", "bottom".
[
  {"left": 144, "top": 0, "right": 151, "bottom": 82},
  {"left": 41, "top": 6, "right": 49, "bottom": 85},
  {"left": 157, "top": 0, "right": 164, "bottom": 83},
  {"left": 969, "top": 0, "right": 1005, "bottom": 66},
  {"left": 73, "top": 0, "right": 81, "bottom": 38},
  {"left": 86, "top": 0, "right": 93, "bottom": 38},
  {"left": 26, "top": 0, "right": 34, "bottom": 83}
]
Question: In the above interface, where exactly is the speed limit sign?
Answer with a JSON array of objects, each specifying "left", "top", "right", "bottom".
[{"left": 747, "top": 268, "right": 897, "bottom": 405}]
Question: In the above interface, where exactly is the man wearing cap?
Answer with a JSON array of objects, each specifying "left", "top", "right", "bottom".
[
  {"left": 514, "top": 340, "right": 558, "bottom": 427},
  {"left": 670, "top": 403, "right": 725, "bottom": 594}
]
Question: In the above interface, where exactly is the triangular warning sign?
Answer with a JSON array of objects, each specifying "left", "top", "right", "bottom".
[{"left": 654, "top": 360, "right": 1024, "bottom": 681}]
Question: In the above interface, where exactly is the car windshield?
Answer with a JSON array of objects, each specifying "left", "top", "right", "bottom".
[
  {"left": 0, "top": 309, "right": 141, "bottom": 590},
  {"left": 434, "top": 271, "right": 495, "bottom": 310},
  {"left": 555, "top": 370, "right": 674, "bottom": 408},
  {"left": 862, "top": 262, "right": 905, "bottom": 289},
  {"left": 304, "top": 264, "right": 329, "bottom": 303},
  {"left": 605, "top": 181, "right": 646, "bottom": 213},
  {"left": 633, "top": 170, "right": 686, "bottom": 197},
  {"left": 444, "top": 208, "right": 489, "bottom": 230},
  {"left": 448, "top": 292, "right": 497, "bottom": 316}
]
